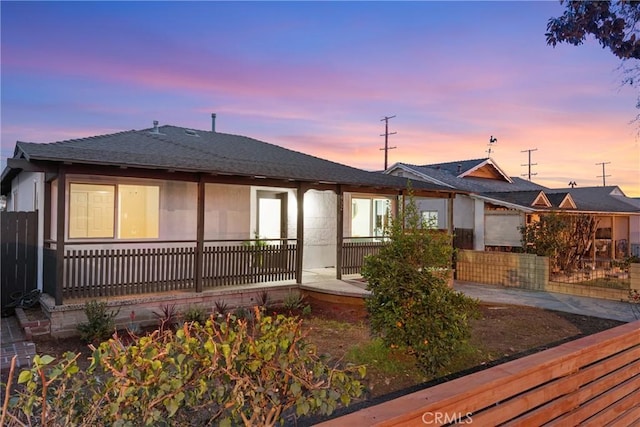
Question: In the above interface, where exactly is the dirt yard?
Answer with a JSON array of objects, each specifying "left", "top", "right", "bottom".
[{"left": 27, "top": 298, "right": 625, "bottom": 401}]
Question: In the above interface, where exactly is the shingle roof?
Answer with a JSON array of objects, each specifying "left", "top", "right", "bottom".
[
  {"left": 394, "top": 161, "right": 546, "bottom": 193},
  {"left": 546, "top": 187, "right": 640, "bottom": 213},
  {"left": 4, "top": 125, "right": 455, "bottom": 194}
]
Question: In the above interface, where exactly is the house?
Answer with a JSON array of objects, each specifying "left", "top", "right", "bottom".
[
  {"left": 385, "top": 158, "right": 640, "bottom": 257},
  {"left": 1, "top": 118, "right": 460, "bottom": 315}
]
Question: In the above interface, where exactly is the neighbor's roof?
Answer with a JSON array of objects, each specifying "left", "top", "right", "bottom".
[
  {"left": 2, "top": 125, "right": 457, "bottom": 195},
  {"left": 389, "top": 159, "right": 546, "bottom": 193},
  {"left": 546, "top": 186, "right": 640, "bottom": 213}
]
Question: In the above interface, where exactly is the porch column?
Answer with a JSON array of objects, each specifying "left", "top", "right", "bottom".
[
  {"left": 194, "top": 177, "right": 205, "bottom": 292},
  {"left": 448, "top": 194, "right": 454, "bottom": 234},
  {"left": 295, "top": 183, "right": 306, "bottom": 284},
  {"left": 336, "top": 186, "right": 343, "bottom": 280},
  {"left": 55, "top": 167, "right": 66, "bottom": 306}
]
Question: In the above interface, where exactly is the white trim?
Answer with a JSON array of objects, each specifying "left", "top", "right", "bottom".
[{"left": 458, "top": 158, "right": 513, "bottom": 183}]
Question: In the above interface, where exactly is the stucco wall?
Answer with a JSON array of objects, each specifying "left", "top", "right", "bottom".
[{"left": 303, "top": 190, "right": 337, "bottom": 269}]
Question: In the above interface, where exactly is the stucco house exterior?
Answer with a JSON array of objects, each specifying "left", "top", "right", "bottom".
[
  {"left": 385, "top": 158, "right": 640, "bottom": 257},
  {"left": 1, "top": 118, "right": 460, "bottom": 311}
]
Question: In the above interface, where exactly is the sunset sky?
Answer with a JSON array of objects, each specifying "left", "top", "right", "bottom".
[{"left": 2, "top": 1, "right": 639, "bottom": 196}]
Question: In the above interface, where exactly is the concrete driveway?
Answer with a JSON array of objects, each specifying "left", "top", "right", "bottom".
[{"left": 454, "top": 280, "right": 638, "bottom": 323}]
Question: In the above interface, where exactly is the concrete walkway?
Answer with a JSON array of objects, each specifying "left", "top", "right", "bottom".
[{"left": 454, "top": 281, "right": 638, "bottom": 323}]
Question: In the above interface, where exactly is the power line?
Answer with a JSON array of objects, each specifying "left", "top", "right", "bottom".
[
  {"left": 520, "top": 148, "right": 538, "bottom": 181},
  {"left": 379, "top": 115, "right": 397, "bottom": 170},
  {"left": 596, "top": 162, "right": 611, "bottom": 186}
]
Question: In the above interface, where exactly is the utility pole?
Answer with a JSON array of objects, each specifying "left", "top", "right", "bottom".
[
  {"left": 380, "top": 115, "right": 397, "bottom": 170},
  {"left": 520, "top": 148, "right": 538, "bottom": 181},
  {"left": 596, "top": 162, "right": 611, "bottom": 186}
]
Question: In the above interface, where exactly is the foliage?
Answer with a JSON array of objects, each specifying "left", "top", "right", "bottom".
[
  {"left": 77, "top": 300, "right": 119, "bottom": 344},
  {"left": 4, "top": 308, "right": 365, "bottom": 427},
  {"left": 546, "top": 1, "right": 640, "bottom": 60},
  {"left": 520, "top": 212, "right": 598, "bottom": 272},
  {"left": 546, "top": 1, "right": 640, "bottom": 123},
  {"left": 629, "top": 288, "right": 640, "bottom": 320},
  {"left": 362, "top": 191, "right": 478, "bottom": 376},
  {"left": 257, "top": 290, "right": 272, "bottom": 312},
  {"left": 182, "top": 305, "right": 208, "bottom": 324},
  {"left": 282, "top": 292, "right": 306, "bottom": 311},
  {"left": 214, "top": 300, "right": 230, "bottom": 316},
  {"left": 153, "top": 304, "right": 179, "bottom": 333}
]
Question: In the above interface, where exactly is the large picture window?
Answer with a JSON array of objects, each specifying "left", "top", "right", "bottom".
[
  {"left": 69, "top": 183, "right": 159, "bottom": 239},
  {"left": 351, "top": 197, "right": 391, "bottom": 238}
]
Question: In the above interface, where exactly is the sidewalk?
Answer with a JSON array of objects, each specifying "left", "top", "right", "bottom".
[
  {"left": 454, "top": 281, "right": 638, "bottom": 323},
  {"left": 1, "top": 315, "right": 36, "bottom": 372}
]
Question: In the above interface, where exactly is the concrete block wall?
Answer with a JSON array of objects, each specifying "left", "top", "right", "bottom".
[
  {"left": 631, "top": 263, "right": 640, "bottom": 291},
  {"left": 456, "top": 250, "right": 548, "bottom": 290}
]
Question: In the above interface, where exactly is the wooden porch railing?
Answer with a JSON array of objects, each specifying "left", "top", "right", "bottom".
[
  {"left": 341, "top": 238, "right": 388, "bottom": 275},
  {"left": 49, "top": 239, "right": 297, "bottom": 301}
]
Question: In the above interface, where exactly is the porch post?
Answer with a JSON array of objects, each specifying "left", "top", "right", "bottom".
[
  {"left": 194, "top": 177, "right": 205, "bottom": 292},
  {"left": 336, "top": 186, "right": 343, "bottom": 280},
  {"left": 295, "top": 183, "right": 306, "bottom": 284},
  {"left": 448, "top": 194, "right": 454, "bottom": 234},
  {"left": 55, "top": 167, "right": 66, "bottom": 306}
]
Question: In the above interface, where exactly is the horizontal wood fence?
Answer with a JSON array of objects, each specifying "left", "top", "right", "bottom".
[
  {"left": 52, "top": 240, "right": 297, "bottom": 300},
  {"left": 341, "top": 239, "right": 387, "bottom": 275},
  {"left": 319, "top": 320, "right": 640, "bottom": 426}
]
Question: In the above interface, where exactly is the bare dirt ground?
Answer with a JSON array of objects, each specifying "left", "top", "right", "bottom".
[{"left": 24, "top": 298, "right": 625, "bottom": 401}]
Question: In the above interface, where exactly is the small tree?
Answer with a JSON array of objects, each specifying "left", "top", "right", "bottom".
[
  {"left": 521, "top": 212, "right": 598, "bottom": 272},
  {"left": 362, "top": 192, "right": 478, "bottom": 377}
]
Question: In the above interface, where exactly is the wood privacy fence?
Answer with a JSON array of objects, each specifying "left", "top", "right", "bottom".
[
  {"left": 46, "top": 240, "right": 297, "bottom": 301},
  {"left": 318, "top": 320, "right": 640, "bottom": 426},
  {"left": 1, "top": 211, "right": 38, "bottom": 309},
  {"left": 341, "top": 238, "right": 387, "bottom": 275}
]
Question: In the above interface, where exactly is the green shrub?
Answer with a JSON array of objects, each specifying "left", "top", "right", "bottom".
[
  {"left": 282, "top": 292, "right": 305, "bottom": 311},
  {"left": 182, "top": 305, "right": 208, "bottom": 324},
  {"left": 77, "top": 300, "right": 119, "bottom": 344},
  {"left": 5, "top": 307, "right": 365, "bottom": 427},
  {"left": 362, "top": 190, "right": 478, "bottom": 377}
]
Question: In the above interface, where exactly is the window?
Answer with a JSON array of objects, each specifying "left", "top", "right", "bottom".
[
  {"left": 69, "top": 183, "right": 159, "bottom": 239},
  {"left": 352, "top": 197, "right": 391, "bottom": 238},
  {"left": 69, "top": 184, "right": 115, "bottom": 238},
  {"left": 118, "top": 185, "right": 159, "bottom": 238},
  {"left": 421, "top": 210, "right": 439, "bottom": 229}
]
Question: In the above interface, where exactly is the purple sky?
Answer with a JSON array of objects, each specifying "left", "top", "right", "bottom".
[{"left": 2, "top": 1, "right": 639, "bottom": 196}]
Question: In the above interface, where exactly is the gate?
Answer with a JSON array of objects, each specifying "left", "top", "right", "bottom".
[{"left": 1, "top": 211, "right": 38, "bottom": 309}]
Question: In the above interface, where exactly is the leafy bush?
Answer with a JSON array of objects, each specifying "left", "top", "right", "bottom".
[
  {"left": 4, "top": 308, "right": 365, "bottom": 427},
  {"left": 282, "top": 292, "right": 305, "bottom": 311},
  {"left": 77, "top": 300, "right": 119, "bottom": 344},
  {"left": 362, "top": 191, "right": 478, "bottom": 377}
]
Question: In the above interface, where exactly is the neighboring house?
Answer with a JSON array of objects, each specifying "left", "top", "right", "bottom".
[
  {"left": 1, "top": 119, "right": 459, "bottom": 307},
  {"left": 385, "top": 158, "right": 640, "bottom": 256},
  {"left": 385, "top": 158, "right": 545, "bottom": 250}
]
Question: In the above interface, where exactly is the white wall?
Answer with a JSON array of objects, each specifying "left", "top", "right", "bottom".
[
  {"left": 473, "top": 198, "right": 485, "bottom": 250},
  {"left": 303, "top": 190, "right": 337, "bottom": 269}
]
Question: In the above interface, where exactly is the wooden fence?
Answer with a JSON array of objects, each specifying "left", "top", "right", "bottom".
[
  {"left": 1, "top": 211, "right": 38, "bottom": 309},
  {"left": 318, "top": 320, "right": 640, "bottom": 426},
  {"left": 53, "top": 240, "right": 297, "bottom": 300},
  {"left": 341, "top": 239, "right": 387, "bottom": 275}
]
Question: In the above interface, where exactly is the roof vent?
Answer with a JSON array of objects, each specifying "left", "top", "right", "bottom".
[
  {"left": 457, "top": 164, "right": 462, "bottom": 174},
  {"left": 150, "top": 120, "right": 160, "bottom": 134},
  {"left": 185, "top": 129, "right": 199, "bottom": 137},
  {"left": 211, "top": 113, "right": 216, "bottom": 133}
]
